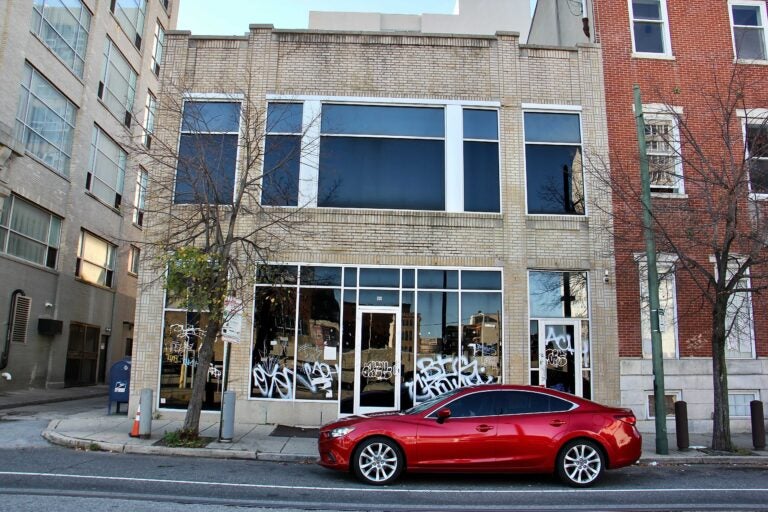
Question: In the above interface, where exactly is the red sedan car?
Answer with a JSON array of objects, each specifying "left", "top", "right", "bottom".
[{"left": 318, "top": 384, "right": 641, "bottom": 487}]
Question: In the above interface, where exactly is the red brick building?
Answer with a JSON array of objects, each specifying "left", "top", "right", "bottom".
[{"left": 531, "top": 0, "right": 768, "bottom": 433}]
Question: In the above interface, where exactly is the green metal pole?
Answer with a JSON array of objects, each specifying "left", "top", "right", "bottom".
[{"left": 633, "top": 85, "right": 669, "bottom": 455}]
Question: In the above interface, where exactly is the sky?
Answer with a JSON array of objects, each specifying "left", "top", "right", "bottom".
[{"left": 177, "top": 0, "right": 537, "bottom": 35}]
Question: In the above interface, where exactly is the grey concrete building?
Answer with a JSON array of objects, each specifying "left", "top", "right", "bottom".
[
  {"left": 0, "top": 0, "right": 177, "bottom": 390},
  {"left": 131, "top": 0, "right": 619, "bottom": 428}
]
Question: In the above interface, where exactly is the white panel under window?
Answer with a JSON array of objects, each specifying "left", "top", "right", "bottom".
[
  {"left": 637, "top": 254, "right": 678, "bottom": 358},
  {"left": 729, "top": 392, "right": 758, "bottom": 417}
]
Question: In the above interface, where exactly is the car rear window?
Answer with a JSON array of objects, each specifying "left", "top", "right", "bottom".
[{"left": 496, "top": 391, "right": 574, "bottom": 415}]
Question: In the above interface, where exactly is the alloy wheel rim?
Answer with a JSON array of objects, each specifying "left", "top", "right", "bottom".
[
  {"left": 359, "top": 442, "right": 398, "bottom": 482},
  {"left": 563, "top": 444, "right": 601, "bottom": 484}
]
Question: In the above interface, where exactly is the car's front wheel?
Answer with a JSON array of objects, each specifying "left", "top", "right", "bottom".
[
  {"left": 556, "top": 439, "right": 605, "bottom": 487},
  {"left": 352, "top": 437, "right": 404, "bottom": 485}
]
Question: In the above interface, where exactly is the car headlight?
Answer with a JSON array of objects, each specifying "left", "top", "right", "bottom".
[{"left": 329, "top": 426, "right": 355, "bottom": 438}]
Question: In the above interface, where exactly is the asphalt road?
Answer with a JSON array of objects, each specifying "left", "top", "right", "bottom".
[{"left": 0, "top": 398, "right": 767, "bottom": 511}]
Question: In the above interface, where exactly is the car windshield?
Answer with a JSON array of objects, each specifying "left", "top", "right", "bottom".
[{"left": 404, "top": 387, "right": 465, "bottom": 415}]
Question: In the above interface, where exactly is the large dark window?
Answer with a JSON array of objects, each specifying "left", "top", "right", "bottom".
[
  {"left": 262, "top": 103, "right": 302, "bottom": 206},
  {"left": 174, "top": 101, "right": 240, "bottom": 204},
  {"left": 463, "top": 109, "right": 500, "bottom": 212},
  {"left": 525, "top": 112, "right": 584, "bottom": 215},
  {"left": 319, "top": 104, "right": 445, "bottom": 210}
]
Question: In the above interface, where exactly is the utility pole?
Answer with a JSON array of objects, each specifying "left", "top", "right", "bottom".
[{"left": 633, "top": 84, "right": 669, "bottom": 455}]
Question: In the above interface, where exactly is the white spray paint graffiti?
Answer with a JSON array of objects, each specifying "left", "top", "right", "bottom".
[
  {"left": 361, "top": 361, "right": 393, "bottom": 381},
  {"left": 252, "top": 353, "right": 339, "bottom": 399},
  {"left": 405, "top": 355, "right": 496, "bottom": 402}
]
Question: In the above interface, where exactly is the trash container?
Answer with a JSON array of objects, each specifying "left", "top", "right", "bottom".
[{"left": 108, "top": 358, "right": 131, "bottom": 414}]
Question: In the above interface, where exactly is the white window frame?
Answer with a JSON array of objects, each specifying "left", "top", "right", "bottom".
[
  {"left": 76, "top": 230, "right": 116, "bottom": 288},
  {"left": 628, "top": 0, "right": 673, "bottom": 58},
  {"left": 32, "top": 0, "right": 91, "bottom": 78},
  {"left": 728, "top": 0, "right": 768, "bottom": 62},
  {"left": 99, "top": 38, "right": 137, "bottom": 127},
  {"left": 646, "top": 389, "right": 681, "bottom": 419},
  {"left": 128, "top": 245, "right": 140, "bottom": 275},
  {"left": 643, "top": 104, "right": 685, "bottom": 195},
  {"left": 263, "top": 94, "right": 501, "bottom": 214},
  {"left": 133, "top": 167, "right": 148, "bottom": 226},
  {"left": 111, "top": 0, "right": 147, "bottom": 49},
  {"left": 710, "top": 255, "right": 756, "bottom": 359},
  {"left": 0, "top": 195, "right": 62, "bottom": 270},
  {"left": 522, "top": 105, "right": 587, "bottom": 217},
  {"left": 174, "top": 94, "right": 244, "bottom": 205},
  {"left": 151, "top": 21, "right": 165, "bottom": 76},
  {"left": 88, "top": 125, "right": 126, "bottom": 210},
  {"left": 635, "top": 253, "right": 679, "bottom": 359},
  {"left": 728, "top": 391, "right": 759, "bottom": 417},
  {"left": 739, "top": 108, "right": 768, "bottom": 199},
  {"left": 15, "top": 63, "right": 77, "bottom": 177},
  {"left": 143, "top": 90, "right": 157, "bottom": 148}
]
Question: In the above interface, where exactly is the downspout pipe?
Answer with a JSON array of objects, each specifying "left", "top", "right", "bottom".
[{"left": 1, "top": 289, "right": 25, "bottom": 370}]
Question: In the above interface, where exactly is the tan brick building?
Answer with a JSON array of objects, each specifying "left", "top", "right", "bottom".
[{"left": 132, "top": 20, "right": 619, "bottom": 426}]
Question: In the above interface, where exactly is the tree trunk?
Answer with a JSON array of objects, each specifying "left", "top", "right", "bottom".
[
  {"left": 710, "top": 297, "right": 733, "bottom": 452},
  {"left": 182, "top": 317, "right": 221, "bottom": 435}
]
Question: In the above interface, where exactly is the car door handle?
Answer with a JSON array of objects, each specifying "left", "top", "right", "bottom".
[
  {"left": 549, "top": 420, "right": 566, "bottom": 427},
  {"left": 476, "top": 424, "right": 494, "bottom": 432}
]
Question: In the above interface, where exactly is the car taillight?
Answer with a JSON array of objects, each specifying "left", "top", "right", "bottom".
[{"left": 615, "top": 413, "right": 637, "bottom": 426}]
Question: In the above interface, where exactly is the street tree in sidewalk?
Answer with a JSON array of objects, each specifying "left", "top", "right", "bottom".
[
  {"left": 129, "top": 79, "right": 318, "bottom": 437},
  {"left": 591, "top": 64, "right": 768, "bottom": 452}
]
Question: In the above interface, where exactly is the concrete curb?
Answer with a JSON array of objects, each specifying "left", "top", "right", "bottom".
[
  {"left": 640, "top": 455, "right": 768, "bottom": 466},
  {"left": 42, "top": 427, "right": 317, "bottom": 463}
]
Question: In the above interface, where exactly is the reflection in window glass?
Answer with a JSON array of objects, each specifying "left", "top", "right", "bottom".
[
  {"left": 319, "top": 137, "right": 445, "bottom": 210},
  {"left": 322, "top": 104, "right": 444, "bottom": 137},
  {"left": 159, "top": 310, "right": 224, "bottom": 410},
  {"left": 731, "top": 4, "right": 767, "bottom": 60},
  {"left": 525, "top": 113, "right": 584, "bottom": 215},
  {"left": 359, "top": 268, "right": 399, "bottom": 288},
  {"left": 340, "top": 290, "right": 356, "bottom": 414},
  {"left": 0, "top": 195, "right": 61, "bottom": 269},
  {"left": 462, "top": 293, "right": 502, "bottom": 383},
  {"left": 175, "top": 101, "right": 241, "bottom": 204},
  {"left": 263, "top": 103, "right": 303, "bottom": 206},
  {"left": 15, "top": 63, "right": 76, "bottom": 176},
  {"left": 32, "top": 0, "right": 91, "bottom": 77},
  {"left": 528, "top": 271, "right": 588, "bottom": 318},
  {"left": 295, "top": 288, "right": 340, "bottom": 400},
  {"left": 418, "top": 269, "right": 458, "bottom": 289},
  {"left": 250, "top": 288, "right": 297, "bottom": 399},
  {"left": 747, "top": 123, "right": 768, "bottom": 194}
]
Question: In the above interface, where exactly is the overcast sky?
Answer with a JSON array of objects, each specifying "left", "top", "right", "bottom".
[{"left": 177, "top": 0, "right": 537, "bottom": 35}]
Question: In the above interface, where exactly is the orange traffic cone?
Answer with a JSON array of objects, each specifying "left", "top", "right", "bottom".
[{"left": 129, "top": 404, "right": 141, "bottom": 438}]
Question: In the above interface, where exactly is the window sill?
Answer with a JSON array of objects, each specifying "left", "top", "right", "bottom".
[
  {"left": 525, "top": 214, "right": 588, "bottom": 231},
  {"left": 0, "top": 252, "right": 59, "bottom": 275},
  {"left": 631, "top": 52, "right": 675, "bottom": 61},
  {"left": 749, "top": 193, "right": 768, "bottom": 200},
  {"left": 96, "top": 98, "right": 133, "bottom": 133},
  {"left": 127, "top": 271, "right": 138, "bottom": 278},
  {"left": 75, "top": 276, "right": 116, "bottom": 292},
  {"left": 85, "top": 191, "right": 123, "bottom": 215},
  {"left": 24, "top": 151, "right": 71, "bottom": 182},
  {"left": 651, "top": 192, "right": 688, "bottom": 199},
  {"left": 734, "top": 58, "right": 768, "bottom": 66},
  {"left": 109, "top": 10, "right": 144, "bottom": 55}
]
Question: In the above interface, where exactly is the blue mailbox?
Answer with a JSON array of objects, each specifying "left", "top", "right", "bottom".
[{"left": 108, "top": 358, "right": 131, "bottom": 414}]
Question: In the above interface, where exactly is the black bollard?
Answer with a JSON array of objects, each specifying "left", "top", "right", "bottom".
[
  {"left": 751, "top": 400, "right": 765, "bottom": 450},
  {"left": 674, "top": 401, "right": 689, "bottom": 450}
]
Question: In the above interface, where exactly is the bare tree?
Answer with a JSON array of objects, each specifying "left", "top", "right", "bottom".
[
  {"left": 129, "top": 79, "right": 318, "bottom": 437},
  {"left": 590, "top": 63, "right": 768, "bottom": 451}
]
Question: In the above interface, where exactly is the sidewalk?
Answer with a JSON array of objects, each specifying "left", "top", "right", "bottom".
[{"left": 3, "top": 385, "right": 767, "bottom": 464}]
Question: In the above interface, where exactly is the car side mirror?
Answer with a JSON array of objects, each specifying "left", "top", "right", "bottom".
[{"left": 436, "top": 408, "right": 451, "bottom": 424}]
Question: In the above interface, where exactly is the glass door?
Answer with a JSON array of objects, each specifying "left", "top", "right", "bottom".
[
  {"left": 537, "top": 319, "right": 583, "bottom": 396},
  {"left": 355, "top": 306, "right": 401, "bottom": 414}
]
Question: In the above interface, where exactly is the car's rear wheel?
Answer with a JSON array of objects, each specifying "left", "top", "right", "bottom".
[
  {"left": 556, "top": 439, "right": 605, "bottom": 487},
  {"left": 352, "top": 437, "right": 403, "bottom": 485}
]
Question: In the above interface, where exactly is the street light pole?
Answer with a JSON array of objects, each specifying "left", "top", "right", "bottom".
[{"left": 633, "top": 84, "right": 669, "bottom": 455}]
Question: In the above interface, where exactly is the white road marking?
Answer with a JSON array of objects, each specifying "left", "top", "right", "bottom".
[{"left": 0, "top": 471, "right": 767, "bottom": 494}]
